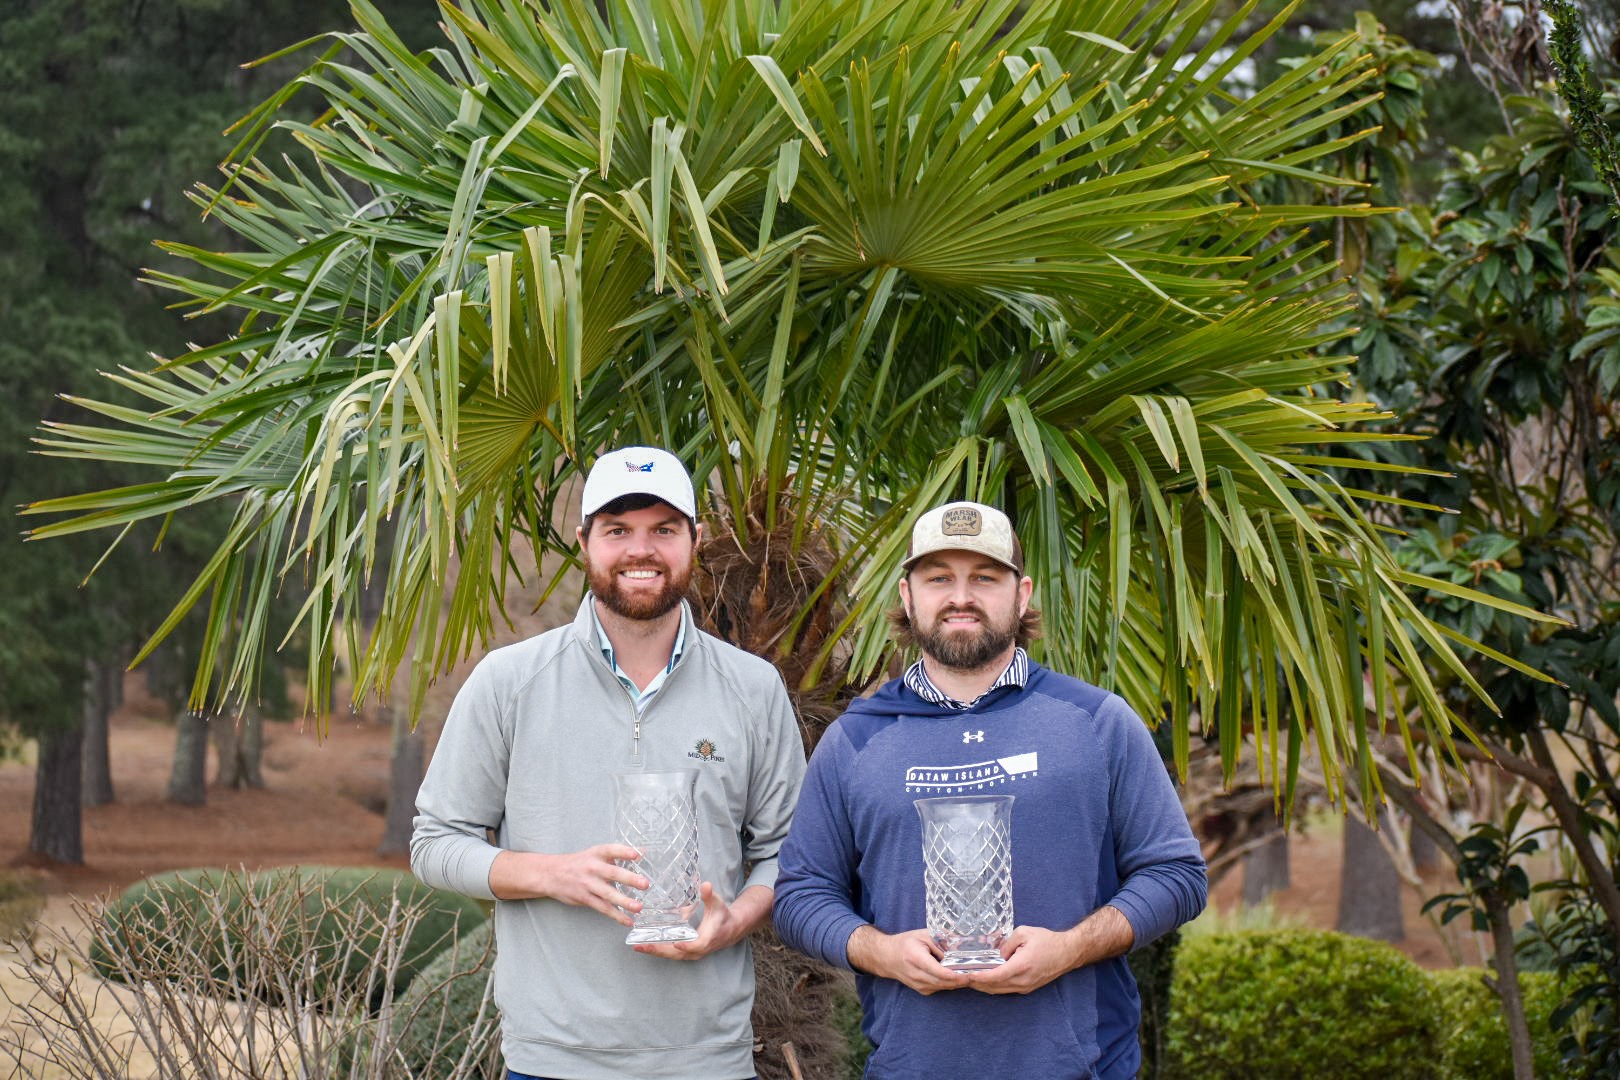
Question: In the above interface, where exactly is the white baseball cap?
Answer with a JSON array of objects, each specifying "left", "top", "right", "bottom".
[
  {"left": 902, "top": 501, "right": 1020, "bottom": 572},
  {"left": 580, "top": 446, "right": 697, "bottom": 520}
]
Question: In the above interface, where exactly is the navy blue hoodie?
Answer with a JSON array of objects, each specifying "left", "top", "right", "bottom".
[{"left": 774, "top": 662, "right": 1206, "bottom": 1080}]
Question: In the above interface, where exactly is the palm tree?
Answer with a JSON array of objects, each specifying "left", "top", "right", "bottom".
[{"left": 27, "top": 0, "right": 1552, "bottom": 798}]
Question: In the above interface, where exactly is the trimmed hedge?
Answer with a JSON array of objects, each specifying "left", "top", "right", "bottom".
[
  {"left": 1430, "top": 967, "right": 1571, "bottom": 1080},
  {"left": 1166, "top": 930, "right": 1441, "bottom": 1080},
  {"left": 90, "top": 865, "right": 487, "bottom": 1006},
  {"left": 1166, "top": 930, "right": 1576, "bottom": 1080}
]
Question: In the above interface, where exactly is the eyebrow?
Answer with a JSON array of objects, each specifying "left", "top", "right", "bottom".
[
  {"left": 913, "top": 556, "right": 1008, "bottom": 575},
  {"left": 597, "top": 513, "right": 686, "bottom": 528}
]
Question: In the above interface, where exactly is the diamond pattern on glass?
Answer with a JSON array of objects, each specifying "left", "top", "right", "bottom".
[
  {"left": 916, "top": 795, "right": 1014, "bottom": 970},
  {"left": 613, "top": 771, "right": 700, "bottom": 944}
]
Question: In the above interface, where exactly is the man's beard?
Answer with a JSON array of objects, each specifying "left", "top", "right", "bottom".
[
  {"left": 589, "top": 557, "right": 691, "bottom": 621},
  {"left": 911, "top": 603, "right": 1019, "bottom": 671}
]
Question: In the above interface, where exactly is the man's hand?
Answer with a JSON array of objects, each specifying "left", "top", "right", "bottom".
[
  {"left": 968, "top": 906, "right": 1136, "bottom": 995},
  {"left": 489, "top": 846, "right": 647, "bottom": 926},
  {"left": 965, "top": 926, "right": 1081, "bottom": 994},
  {"left": 847, "top": 926, "right": 971, "bottom": 996},
  {"left": 633, "top": 881, "right": 766, "bottom": 960}
]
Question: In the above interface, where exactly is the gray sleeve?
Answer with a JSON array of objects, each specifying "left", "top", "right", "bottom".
[
  {"left": 410, "top": 659, "right": 510, "bottom": 901},
  {"left": 740, "top": 674, "right": 807, "bottom": 893}
]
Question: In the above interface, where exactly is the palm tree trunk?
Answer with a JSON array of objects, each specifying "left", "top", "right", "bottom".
[
  {"left": 31, "top": 722, "right": 84, "bottom": 864},
  {"left": 167, "top": 709, "right": 209, "bottom": 805},
  {"left": 378, "top": 697, "right": 423, "bottom": 856},
  {"left": 1336, "top": 811, "right": 1404, "bottom": 941},
  {"left": 1241, "top": 831, "right": 1290, "bottom": 907},
  {"left": 80, "top": 657, "right": 115, "bottom": 806},
  {"left": 213, "top": 710, "right": 264, "bottom": 789}
]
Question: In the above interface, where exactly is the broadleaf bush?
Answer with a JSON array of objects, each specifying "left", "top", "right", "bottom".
[
  {"left": 1165, "top": 930, "right": 1442, "bottom": 1080},
  {"left": 1429, "top": 966, "right": 1571, "bottom": 1079},
  {"left": 1164, "top": 929, "right": 1575, "bottom": 1080}
]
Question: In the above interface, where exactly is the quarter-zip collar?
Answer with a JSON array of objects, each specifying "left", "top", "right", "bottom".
[
  {"left": 586, "top": 594, "right": 689, "bottom": 713},
  {"left": 572, "top": 595, "right": 697, "bottom": 761}
]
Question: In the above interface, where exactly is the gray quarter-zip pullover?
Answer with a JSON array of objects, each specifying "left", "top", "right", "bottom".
[{"left": 411, "top": 597, "right": 806, "bottom": 1079}]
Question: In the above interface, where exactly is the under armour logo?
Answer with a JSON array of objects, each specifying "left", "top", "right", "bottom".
[{"left": 963, "top": 730, "right": 984, "bottom": 743}]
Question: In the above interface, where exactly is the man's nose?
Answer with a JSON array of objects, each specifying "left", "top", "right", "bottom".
[
  {"left": 945, "top": 579, "right": 974, "bottom": 605},
  {"left": 625, "top": 529, "right": 656, "bottom": 556}
]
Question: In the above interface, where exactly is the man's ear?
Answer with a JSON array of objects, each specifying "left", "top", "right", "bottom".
[
  {"left": 1017, "top": 575, "right": 1033, "bottom": 616},
  {"left": 897, "top": 574, "right": 912, "bottom": 615}
]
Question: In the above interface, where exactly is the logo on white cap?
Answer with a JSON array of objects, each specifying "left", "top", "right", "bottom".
[{"left": 580, "top": 446, "right": 697, "bottom": 520}]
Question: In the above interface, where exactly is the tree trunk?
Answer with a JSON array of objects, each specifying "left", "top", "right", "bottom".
[
  {"left": 214, "top": 710, "right": 264, "bottom": 789},
  {"left": 1522, "top": 729, "right": 1620, "bottom": 938},
  {"left": 1485, "top": 889, "right": 1537, "bottom": 1080},
  {"left": 378, "top": 699, "right": 423, "bottom": 856},
  {"left": 1241, "top": 830, "right": 1290, "bottom": 906},
  {"left": 1336, "top": 811, "right": 1404, "bottom": 941},
  {"left": 167, "top": 710, "right": 210, "bottom": 806},
  {"left": 1377, "top": 764, "right": 1536, "bottom": 1079},
  {"left": 1408, "top": 815, "right": 1440, "bottom": 873},
  {"left": 81, "top": 658, "right": 115, "bottom": 807},
  {"left": 31, "top": 723, "right": 84, "bottom": 864}
]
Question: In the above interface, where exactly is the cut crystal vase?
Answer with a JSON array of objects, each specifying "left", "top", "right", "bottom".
[
  {"left": 915, "top": 794, "right": 1015, "bottom": 971},
  {"left": 612, "top": 770, "right": 700, "bottom": 944}
]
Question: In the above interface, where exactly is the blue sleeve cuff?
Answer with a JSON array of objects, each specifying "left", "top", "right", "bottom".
[{"left": 825, "top": 913, "right": 871, "bottom": 970}]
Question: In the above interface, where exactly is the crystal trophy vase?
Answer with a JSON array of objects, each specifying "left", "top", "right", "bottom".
[
  {"left": 915, "top": 794, "right": 1015, "bottom": 971},
  {"left": 613, "top": 770, "right": 700, "bottom": 944}
]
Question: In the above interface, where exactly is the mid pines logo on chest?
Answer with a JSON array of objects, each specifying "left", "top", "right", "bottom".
[{"left": 688, "top": 737, "right": 726, "bottom": 763}]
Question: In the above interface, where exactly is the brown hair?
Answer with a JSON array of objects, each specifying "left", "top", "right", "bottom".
[{"left": 581, "top": 492, "right": 698, "bottom": 541}]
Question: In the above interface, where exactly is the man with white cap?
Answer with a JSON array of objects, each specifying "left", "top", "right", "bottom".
[
  {"left": 773, "top": 500, "right": 1206, "bottom": 1080},
  {"left": 412, "top": 446, "right": 805, "bottom": 1080}
]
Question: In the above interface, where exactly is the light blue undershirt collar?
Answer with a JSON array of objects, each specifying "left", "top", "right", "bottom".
[{"left": 590, "top": 596, "right": 688, "bottom": 712}]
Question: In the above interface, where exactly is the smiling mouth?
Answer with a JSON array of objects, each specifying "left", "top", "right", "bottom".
[{"left": 620, "top": 569, "right": 662, "bottom": 580}]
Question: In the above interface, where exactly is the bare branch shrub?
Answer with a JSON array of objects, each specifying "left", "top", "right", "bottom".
[{"left": 1, "top": 870, "right": 499, "bottom": 1079}]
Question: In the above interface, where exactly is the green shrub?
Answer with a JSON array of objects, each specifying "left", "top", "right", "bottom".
[
  {"left": 379, "top": 915, "right": 500, "bottom": 1078},
  {"left": 90, "top": 865, "right": 486, "bottom": 1006},
  {"left": 1129, "top": 927, "right": 1179, "bottom": 1079},
  {"left": 0, "top": 870, "right": 46, "bottom": 942},
  {"left": 1165, "top": 930, "right": 1441, "bottom": 1080},
  {"left": 1430, "top": 967, "right": 1571, "bottom": 1079}
]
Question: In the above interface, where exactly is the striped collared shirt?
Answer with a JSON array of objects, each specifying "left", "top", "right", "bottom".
[
  {"left": 590, "top": 597, "right": 688, "bottom": 713},
  {"left": 903, "top": 647, "right": 1030, "bottom": 710}
]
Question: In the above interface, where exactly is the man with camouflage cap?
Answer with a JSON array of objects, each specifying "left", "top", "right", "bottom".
[{"left": 773, "top": 500, "right": 1206, "bottom": 1079}]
